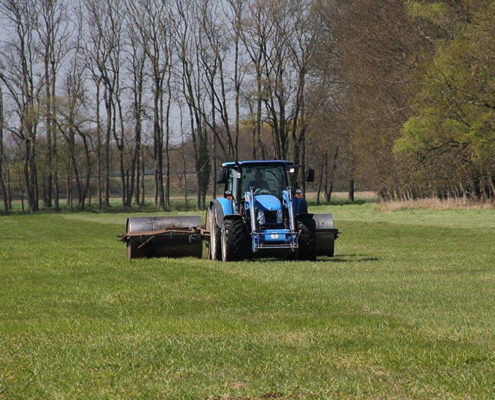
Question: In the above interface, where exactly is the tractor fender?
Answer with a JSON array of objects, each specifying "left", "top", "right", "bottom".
[
  {"left": 223, "top": 214, "right": 243, "bottom": 222},
  {"left": 210, "top": 198, "right": 235, "bottom": 228},
  {"left": 296, "top": 213, "right": 314, "bottom": 221}
]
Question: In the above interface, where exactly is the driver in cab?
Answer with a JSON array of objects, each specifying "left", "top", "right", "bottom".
[{"left": 249, "top": 170, "right": 270, "bottom": 192}]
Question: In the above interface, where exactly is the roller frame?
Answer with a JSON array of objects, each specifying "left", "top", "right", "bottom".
[{"left": 122, "top": 216, "right": 203, "bottom": 259}]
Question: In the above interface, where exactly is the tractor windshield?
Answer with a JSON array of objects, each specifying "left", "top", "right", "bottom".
[{"left": 241, "top": 164, "right": 288, "bottom": 196}]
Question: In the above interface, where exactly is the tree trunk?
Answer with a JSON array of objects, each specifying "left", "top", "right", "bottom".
[
  {"left": 24, "top": 138, "right": 38, "bottom": 213},
  {"left": 114, "top": 97, "right": 126, "bottom": 208},
  {"left": 96, "top": 80, "right": 102, "bottom": 209},
  {"left": 325, "top": 146, "right": 339, "bottom": 203},
  {"left": 349, "top": 179, "right": 355, "bottom": 202},
  {"left": 45, "top": 52, "right": 53, "bottom": 208},
  {"left": 78, "top": 135, "right": 92, "bottom": 210},
  {"left": 165, "top": 70, "right": 172, "bottom": 209},
  {"left": 0, "top": 88, "right": 7, "bottom": 213},
  {"left": 316, "top": 158, "right": 324, "bottom": 206},
  {"left": 128, "top": 66, "right": 143, "bottom": 209},
  {"left": 66, "top": 160, "right": 72, "bottom": 211},
  {"left": 7, "top": 167, "right": 12, "bottom": 209},
  {"left": 135, "top": 151, "right": 140, "bottom": 206},
  {"left": 20, "top": 182, "right": 25, "bottom": 213},
  {"left": 140, "top": 146, "right": 145, "bottom": 205},
  {"left": 233, "top": 5, "right": 241, "bottom": 161},
  {"left": 256, "top": 63, "right": 262, "bottom": 159},
  {"left": 153, "top": 77, "right": 165, "bottom": 210},
  {"left": 104, "top": 87, "right": 111, "bottom": 208},
  {"left": 183, "top": 152, "right": 188, "bottom": 210},
  {"left": 51, "top": 57, "right": 59, "bottom": 211}
]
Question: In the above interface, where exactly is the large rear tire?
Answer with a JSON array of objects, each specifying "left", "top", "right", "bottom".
[
  {"left": 221, "top": 218, "right": 249, "bottom": 262},
  {"left": 297, "top": 217, "right": 317, "bottom": 261}
]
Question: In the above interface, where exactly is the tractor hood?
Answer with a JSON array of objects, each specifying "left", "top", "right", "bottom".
[{"left": 254, "top": 194, "right": 281, "bottom": 212}]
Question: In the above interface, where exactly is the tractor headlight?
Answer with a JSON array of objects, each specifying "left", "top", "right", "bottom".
[
  {"left": 276, "top": 208, "right": 283, "bottom": 224},
  {"left": 257, "top": 210, "right": 265, "bottom": 225}
]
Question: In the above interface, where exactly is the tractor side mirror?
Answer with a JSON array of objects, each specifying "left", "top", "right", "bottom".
[
  {"left": 216, "top": 168, "right": 227, "bottom": 184},
  {"left": 305, "top": 168, "right": 315, "bottom": 182}
]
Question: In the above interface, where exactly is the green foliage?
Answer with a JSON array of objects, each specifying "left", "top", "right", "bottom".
[
  {"left": 395, "top": 112, "right": 467, "bottom": 154},
  {"left": 405, "top": 1, "right": 454, "bottom": 27},
  {"left": 396, "top": 2, "right": 495, "bottom": 197},
  {"left": 1, "top": 205, "right": 495, "bottom": 398}
]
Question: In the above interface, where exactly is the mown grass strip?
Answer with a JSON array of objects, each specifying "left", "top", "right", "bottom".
[{"left": 1, "top": 205, "right": 494, "bottom": 399}]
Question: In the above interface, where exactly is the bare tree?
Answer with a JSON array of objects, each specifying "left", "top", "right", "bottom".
[
  {"left": 226, "top": 0, "right": 243, "bottom": 161},
  {"left": 125, "top": 0, "right": 173, "bottom": 210},
  {"left": 285, "top": 1, "right": 322, "bottom": 190},
  {"left": 56, "top": 17, "right": 93, "bottom": 210},
  {"left": 84, "top": 0, "right": 119, "bottom": 208},
  {"left": 37, "top": 0, "right": 68, "bottom": 210},
  {"left": 0, "top": 0, "right": 42, "bottom": 213},
  {"left": 195, "top": 0, "right": 230, "bottom": 198},
  {"left": 240, "top": 0, "right": 275, "bottom": 159},
  {"left": 126, "top": 22, "right": 146, "bottom": 208},
  {"left": 255, "top": 1, "right": 293, "bottom": 160},
  {"left": 0, "top": 86, "right": 8, "bottom": 213},
  {"left": 172, "top": 0, "right": 210, "bottom": 209},
  {"left": 105, "top": 0, "right": 128, "bottom": 208}
]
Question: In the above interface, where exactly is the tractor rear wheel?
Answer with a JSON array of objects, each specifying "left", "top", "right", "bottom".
[
  {"left": 297, "top": 217, "right": 317, "bottom": 261},
  {"left": 221, "top": 218, "right": 249, "bottom": 262}
]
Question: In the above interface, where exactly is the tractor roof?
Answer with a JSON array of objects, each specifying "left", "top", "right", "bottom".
[{"left": 221, "top": 160, "right": 294, "bottom": 168}]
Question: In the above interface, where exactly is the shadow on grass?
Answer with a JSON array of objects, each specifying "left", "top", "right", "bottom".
[
  {"left": 328, "top": 255, "right": 379, "bottom": 263},
  {"left": 255, "top": 254, "right": 379, "bottom": 263}
]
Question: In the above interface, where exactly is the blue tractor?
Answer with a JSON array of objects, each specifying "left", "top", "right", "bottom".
[{"left": 121, "top": 160, "right": 338, "bottom": 261}]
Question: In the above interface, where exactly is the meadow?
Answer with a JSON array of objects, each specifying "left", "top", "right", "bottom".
[{"left": 0, "top": 202, "right": 494, "bottom": 399}]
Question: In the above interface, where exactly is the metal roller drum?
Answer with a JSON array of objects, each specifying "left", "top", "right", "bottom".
[
  {"left": 313, "top": 213, "right": 338, "bottom": 257},
  {"left": 125, "top": 216, "right": 202, "bottom": 259}
]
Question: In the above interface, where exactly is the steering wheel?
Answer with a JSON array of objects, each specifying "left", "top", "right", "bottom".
[{"left": 254, "top": 188, "right": 271, "bottom": 195}]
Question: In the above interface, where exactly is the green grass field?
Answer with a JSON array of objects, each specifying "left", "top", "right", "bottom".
[{"left": 1, "top": 204, "right": 494, "bottom": 399}]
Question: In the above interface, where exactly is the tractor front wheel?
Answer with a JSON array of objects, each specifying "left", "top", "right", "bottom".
[
  {"left": 297, "top": 217, "right": 317, "bottom": 261},
  {"left": 221, "top": 218, "right": 249, "bottom": 262}
]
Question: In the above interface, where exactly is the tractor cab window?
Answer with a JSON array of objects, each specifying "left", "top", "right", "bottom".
[
  {"left": 241, "top": 165, "right": 287, "bottom": 196},
  {"left": 227, "top": 169, "right": 240, "bottom": 202}
]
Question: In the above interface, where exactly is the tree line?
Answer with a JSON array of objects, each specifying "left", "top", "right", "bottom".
[{"left": 0, "top": 0, "right": 493, "bottom": 214}]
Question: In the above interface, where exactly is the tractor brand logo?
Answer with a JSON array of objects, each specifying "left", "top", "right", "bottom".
[{"left": 270, "top": 234, "right": 279, "bottom": 239}]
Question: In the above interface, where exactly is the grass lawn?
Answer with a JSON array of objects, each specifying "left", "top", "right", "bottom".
[{"left": 1, "top": 203, "right": 494, "bottom": 399}]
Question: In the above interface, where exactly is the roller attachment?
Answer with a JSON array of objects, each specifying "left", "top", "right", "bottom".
[
  {"left": 123, "top": 216, "right": 202, "bottom": 259},
  {"left": 313, "top": 213, "right": 339, "bottom": 257}
]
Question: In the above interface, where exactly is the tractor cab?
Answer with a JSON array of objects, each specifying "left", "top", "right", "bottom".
[
  {"left": 219, "top": 160, "right": 298, "bottom": 206},
  {"left": 218, "top": 161, "right": 313, "bottom": 221}
]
